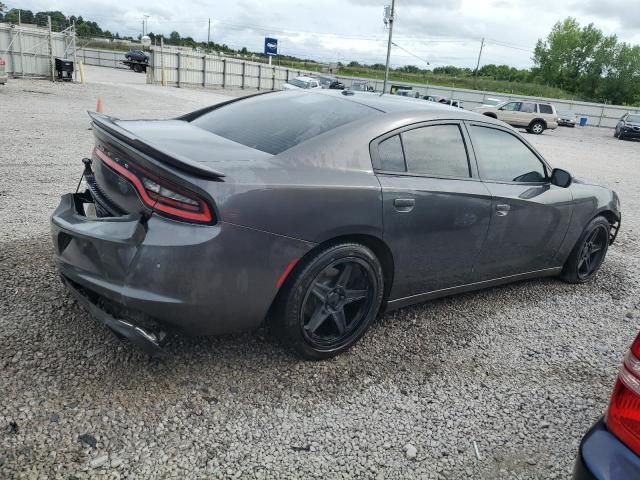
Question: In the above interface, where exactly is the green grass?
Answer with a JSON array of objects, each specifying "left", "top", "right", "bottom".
[{"left": 337, "top": 67, "right": 579, "bottom": 100}]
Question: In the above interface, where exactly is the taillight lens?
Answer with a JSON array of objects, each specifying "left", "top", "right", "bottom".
[
  {"left": 0, "top": 58, "right": 5, "bottom": 66},
  {"left": 94, "top": 147, "right": 214, "bottom": 224},
  {"left": 605, "top": 334, "right": 640, "bottom": 455}
]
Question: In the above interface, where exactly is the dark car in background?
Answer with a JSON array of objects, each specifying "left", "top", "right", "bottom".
[
  {"left": 574, "top": 333, "right": 640, "bottom": 479},
  {"left": 51, "top": 90, "right": 620, "bottom": 359},
  {"left": 125, "top": 50, "right": 149, "bottom": 63},
  {"left": 614, "top": 113, "right": 640, "bottom": 140}
]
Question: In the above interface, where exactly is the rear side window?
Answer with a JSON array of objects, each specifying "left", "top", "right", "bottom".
[
  {"left": 538, "top": 104, "right": 553, "bottom": 114},
  {"left": 378, "top": 135, "right": 405, "bottom": 172},
  {"left": 520, "top": 102, "right": 537, "bottom": 113},
  {"left": 401, "top": 125, "right": 470, "bottom": 178},
  {"left": 191, "top": 93, "right": 379, "bottom": 155}
]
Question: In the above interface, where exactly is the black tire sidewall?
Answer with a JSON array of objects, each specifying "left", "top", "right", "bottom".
[
  {"left": 561, "top": 216, "right": 610, "bottom": 283},
  {"left": 277, "top": 243, "right": 384, "bottom": 360}
]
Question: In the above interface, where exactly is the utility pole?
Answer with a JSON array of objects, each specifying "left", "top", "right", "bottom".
[
  {"left": 47, "top": 16, "right": 55, "bottom": 82},
  {"left": 382, "top": 0, "right": 396, "bottom": 95},
  {"left": 207, "top": 18, "right": 211, "bottom": 48},
  {"left": 473, "top": 37, "right": 484, "bottom": 90}
]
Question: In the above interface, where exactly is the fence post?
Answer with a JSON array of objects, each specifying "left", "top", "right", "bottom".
[
  {"left": 222, "top": 58, "right": 227, "bottom": 88},
  {"left": 598, "top": 105, "right": 605, "bottom": 127},
  {"left": 241, "top": 62, "right": 246, "bottom": 89},
  {"left": 286, "top": 69, "right": 289, "bottom": 82},
  {"left": 47, "top": 16, "right": 55, "bottom": 81},
  {"left": 177, "top": 52, "right": 181, "bottom": 88},
  {"left": 258, "top": 64, "right": 261, "bottom": 90},
  {"left": 272, "top": 66, "right": 276, "bottom": 90},
  {"left": 202, "top": 55, "right": 206, "bottom": 88}
]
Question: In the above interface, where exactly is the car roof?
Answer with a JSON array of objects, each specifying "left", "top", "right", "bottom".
[
  {"left": 295, "top": 76, "right": 317, "bottom": 81},
  {"left": 311, "top": 89, "right": 493, "bottom": 123}
]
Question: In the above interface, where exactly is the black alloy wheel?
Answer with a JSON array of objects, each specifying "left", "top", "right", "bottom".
[
  {"left": 561, "top": 216, "right": 611, "bottom": 284},
  {"left": 576, "top": 225, "right": 609, "bottom": 281},
  {"left": 301, "top": 258, "right": 374, "bottom": 350},
  {"left": 274, "top": 243, "right": 383, "bottom": 359}
]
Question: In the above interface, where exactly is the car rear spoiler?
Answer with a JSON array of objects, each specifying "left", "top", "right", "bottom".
[{"left": 88, "top": 111, "right": 225, "bottom": 179}]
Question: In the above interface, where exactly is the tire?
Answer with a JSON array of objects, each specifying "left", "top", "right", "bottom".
[
  {"left": 561, "top": 216, "right": 611, "bottom": 284},
  {"left": 483, "top": 113, "right": 497, "bottom": 119},
  {"left": 133, "top": 64, "right": 143, "bottom": 73},
  {"left": 273, "top": 243, "right": 384, "bottom": 360},
  {"left": 529, "top": 121, "right": 545, "bottom": 135},
  {"left": 618, "top": 131, "right": 625, "bottom": 141}
]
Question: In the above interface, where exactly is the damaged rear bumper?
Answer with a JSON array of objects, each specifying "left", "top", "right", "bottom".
[{"left": 62, "top": 275, "right": 167, "bottom": 356}]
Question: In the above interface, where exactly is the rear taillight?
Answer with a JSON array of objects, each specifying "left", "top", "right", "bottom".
[
  {"left": 94, "top": 147, "right": 214, "bottom": 224},
  {"left": 605, "top": 334, "right": 640, "bottom": 455},
  {"left": 0, "top": 58, "right": 5, "bottom": 66}
]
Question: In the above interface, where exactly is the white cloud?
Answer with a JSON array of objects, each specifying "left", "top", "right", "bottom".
[{"left": 10, "top": 0, "right": 640, "bottom": 68}]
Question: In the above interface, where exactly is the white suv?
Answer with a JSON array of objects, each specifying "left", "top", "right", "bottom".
[{"left": 474, "top": 100, "right": 558, "bottom": 134}]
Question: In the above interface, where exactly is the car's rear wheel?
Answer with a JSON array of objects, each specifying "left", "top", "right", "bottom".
[
  {"left": 274, "top": 243, "right": 384, "bottom": 360},
  {"left": 561, "top": 216, "right": 611, "bottom": 284},
  {"left": 529, "top": 121, "right": 545, "bottom": 134}
]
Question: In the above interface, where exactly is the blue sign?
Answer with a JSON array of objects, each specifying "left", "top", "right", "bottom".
[{"left": 264, "top": 37, "right": 278, "bottom": 56}]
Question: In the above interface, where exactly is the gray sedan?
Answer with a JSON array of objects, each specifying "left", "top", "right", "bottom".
[{"left": 51, "top": 90, "right": 621, "bottom": 359}]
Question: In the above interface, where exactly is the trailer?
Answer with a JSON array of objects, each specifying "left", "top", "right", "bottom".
[{"left": 122, "top": 59, "right": 148, "bottom": 73}]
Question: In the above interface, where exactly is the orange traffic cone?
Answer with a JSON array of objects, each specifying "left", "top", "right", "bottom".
[{"left": 96, "top": 98, "right": 104, "bottom": 113}]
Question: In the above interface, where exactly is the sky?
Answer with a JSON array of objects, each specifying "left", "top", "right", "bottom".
[{"left": 8, "top": 0, "right": 640, "bottom": 69}]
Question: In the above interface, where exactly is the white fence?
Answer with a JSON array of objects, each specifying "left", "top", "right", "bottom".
[
  {"left": 148, "top": 47, "right": 318, "bottom": 91},
  {"left": 0, "top": 22, "right": 74, "bottom": 78}
]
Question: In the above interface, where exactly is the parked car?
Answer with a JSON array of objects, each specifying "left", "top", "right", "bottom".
[
  {"left": 0, "top": 57, "right": 7, "bottom": 85},
  {"left": 614, "top": 113, "right": 640, "bottom": 141},
  {"left": 558, "top": 110, "right": 577, "bottom": 127},
  {"left": 124, "top": 50, "right": 149, "bottom": 63},
  {"left": 315, "top": 75, "right": 345, "bottom": 90},
  {"left": 573, "top": 332, "right": 640, "bottom": 479},
  {"left": 51, "top": 90, "right": 620, "bottom": 359},
  {"left": 438, "top": 97, "right": 464, "bottom": 109},
  {"left": 474, "top": 100, "right": 559, "bottom": 134},
  {"left": 282, "top": 76, "right": 321, "bottom": 90},
  {"left": 423, "top": 95, "right": 439, "bottom": 102}
]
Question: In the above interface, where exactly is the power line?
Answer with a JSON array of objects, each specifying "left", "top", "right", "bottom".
[{"left": 391, "top": 41, "right": 429, "bottom": 65}]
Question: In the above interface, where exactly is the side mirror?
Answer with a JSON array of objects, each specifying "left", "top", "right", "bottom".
[{"left": 551, "top": 168, "right": 572, "bottom": 188}]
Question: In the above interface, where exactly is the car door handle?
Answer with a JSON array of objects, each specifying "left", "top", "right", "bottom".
[
  {"left": 496, "top": 204, "right": 511, "bottom": 216},
  {"left": 394, "top": 198, "right": 415, "bottom": 212}
]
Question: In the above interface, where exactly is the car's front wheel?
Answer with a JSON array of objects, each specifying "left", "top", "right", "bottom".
[
  {"left": 561, "top": 216, "right": 611, "bottom": 284},
  {"left": 274, "top": 243, "right": 384, "bottom": 359}
]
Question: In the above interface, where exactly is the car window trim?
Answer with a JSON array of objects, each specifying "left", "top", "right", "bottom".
[
  {"left": 369, "top": 119, "right": 479, "bottom": 180},
  {"left": 463, "top": 120, "right": 552, "bottom": 185}
]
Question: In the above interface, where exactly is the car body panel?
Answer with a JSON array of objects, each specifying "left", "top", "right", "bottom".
[{"left": 574, "top": 418, "right": 640, "bottom": 480}]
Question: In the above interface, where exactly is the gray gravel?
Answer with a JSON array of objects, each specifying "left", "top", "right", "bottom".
[{"left": 1, "top": 69, "right": 640, "bottom": 479}]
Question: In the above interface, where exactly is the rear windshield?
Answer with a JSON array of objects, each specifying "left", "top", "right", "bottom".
[{"left": 191, "top": 92, "right": 379, "bottom": 155}]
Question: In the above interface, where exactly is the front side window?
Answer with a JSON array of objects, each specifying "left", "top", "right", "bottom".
[
  {"left": 401, "top": 125, "right": 470, "bottom": 178},
  {"left": 501, "top": 102, "right": 521, "bottom": 112},
  {"left": 469, "top": 126, "right": 547, "bottom": 183}
]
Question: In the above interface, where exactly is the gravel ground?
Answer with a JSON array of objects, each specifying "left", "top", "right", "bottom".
[{"left": 1, "top": 69, "right": 640, "bottom": 479}]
